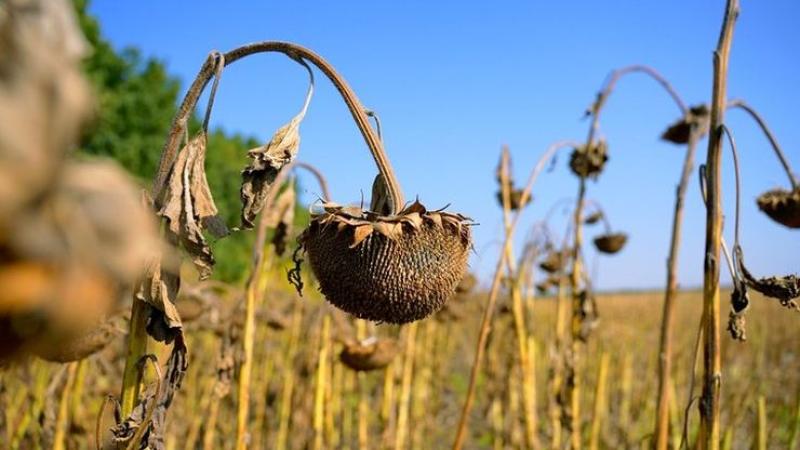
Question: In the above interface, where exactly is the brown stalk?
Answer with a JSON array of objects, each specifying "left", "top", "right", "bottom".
[
  {"left": 566, "top": 176, "right": 585, "bottom": 450},
  {"left": 588, "top": 353, "right": 610, "bottom": 450},
  {"left": 395, "top": 322, "right": 418, "bottom": 450},
  {"left": 236, "top": 164, "right": 294, "bottom": 450},
  {"left": 698, "top": 2, "right": 739, "bottom": 449},
  {"left": 498, "top": 147, "right": 539, "bottom": 449},
  {"left": 452, "top": 139, "right": 580, "bottom": 450},
  {"left": 586, "top": 65, "right": 688, "bottom": 144},
  {"left": 655, "top": 108, "right": 698, "bottom": 450},
  {"left": 295, "top": 161, "right": 333, "bottom": 201}
]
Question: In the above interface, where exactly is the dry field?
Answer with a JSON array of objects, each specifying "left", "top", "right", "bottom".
[{"left": 2, "top": 277, "right": 798, "bottom": 449}]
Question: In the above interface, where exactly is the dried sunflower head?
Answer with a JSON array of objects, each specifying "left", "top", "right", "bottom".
[
  {"left": 495, "top": 188, "right": 531, "bottom": 211},
  {"left": 593, "top": 233, "right": 628, "bottom": 254},
  {"left": 661, "top": 104, "right": 710, "bottom": 144},
  {"left": 756, "top": 188, "right": 800, "bottom": 229},
  {"left": 584, "top": 211, "right": 604, "bottom": 225},
  {"left": 539, "top": 251, "right": 565, "bottom": 274},
  {"left": 339, "top": 337, "right": 398, "bottom": 371},
  {"left": 299, "top": 200, "right": 472, "bottom": 324},
  {"left": 569, "top": 140, "right": 609, "bottom": 179}
]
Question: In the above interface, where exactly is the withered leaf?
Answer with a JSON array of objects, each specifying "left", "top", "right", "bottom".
[
  {"left": 111, "top": 340, "right": 187, "bottom": 450},
  {"left": 241, "top": 76, "right": 313, "bottom": 229},
  {"left": 158, "top": 133, "right": 219, "bottom": 280},
  {"left": 350, "top": 224, "right": 374, "bottom": 248},
  {"left": 135, "top": 253, "right": 182, "bottom": 343},
  {"left": 189, "top": 132, "right": 228, "bottom": 238},
  {"left": 741, "top": 260, "right": 800, "bottom": 310}
]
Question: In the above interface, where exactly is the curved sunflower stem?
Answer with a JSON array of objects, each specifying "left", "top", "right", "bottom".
[
  {"left": 295, "top": 161, "right": 333, "bottom": 201},
  {"left": 727, "top": 99, "right": 799, "bottom": 189},
  {"left": 587, "top": 65, "right": 688, "bottom": 144},
  {"left": 152, "top": 41, "right": 404, "bottom": 212}
]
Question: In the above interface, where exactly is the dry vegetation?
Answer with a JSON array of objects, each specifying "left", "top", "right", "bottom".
[{"left": 2, "top": 284, "right": 799, "bottom": 449}]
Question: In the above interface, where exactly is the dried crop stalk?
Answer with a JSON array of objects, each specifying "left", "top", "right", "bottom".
[
  {"left": 498, "top": 147, "right": 539, "bottom": 449},
  {"left": 313, "top": 314, "right": 331, "bottom": 450},
  {"left": 589, "top": 353, "right": 609, "bottom": 450},
  {"left": 698, "top": 2, "right": 738, "bottom": 448},
  {"left": 395, "top": 322, "right": 418, "bottom": 450},
  {"left": 452, "top": 140, "right": 580, "bottom": 450}
]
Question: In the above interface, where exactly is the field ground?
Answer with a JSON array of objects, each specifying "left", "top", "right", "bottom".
[{"left": 1, "top": 279, "right": 798, "bottom": 449}]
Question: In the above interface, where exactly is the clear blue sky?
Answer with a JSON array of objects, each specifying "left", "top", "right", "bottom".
[{"left": 90, "top": 1, "right": 799, "bottom": 291}]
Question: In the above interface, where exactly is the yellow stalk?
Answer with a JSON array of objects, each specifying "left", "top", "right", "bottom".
[
  {"left": 251, "top": 322, "right": 277, "bottom": 450},
  {"left": 754, "top": 396, "right": 766, "bottom": 450},
  {"left": 201, "top": 393, "right": 221, "bottom": 450},
  {"left": 275, "top": 302, "right": 304, "bottom": 450},
  {"left": 589, "top": 353, "right": 609, "bottom": 450},
  {"left": 356, "top": 320, "right": 369, "bottom": 450},
  {"left": 69, "top": 359, "right": 88, "bottom": 428},
  {"left": 412, "top": 322, "right": 433, "bottom": 450},
  {"left": 395, "top": 322, "right": 418, "bottom": 450},
  {"left": 120, "top": 298, "right": 149, "bottom": 417},
  {"left": 508, "top": 360, "right": 522, "bottom": 448},
  {"left": 498, "top": 147, "right": 538, "bottom": 450},
  {"left": 567, "top": 178, "right": 587, "bottom": 450},
  {"left": 53, "top": 362, "right": 79, "bottom": 450},
  {"left": 490, "top": 397, "right": 504, "bottom": 450},
  {"left": 721, "top": 427, "right": 733, "bottom": 450},
  {"left": 343, "top": 370, "right": 355, "bottom": 450},
  {"left": 698, "top": 2, "right": 739, "bottom": 448},
  {"left": 185, "top": 373, "right": 215, "bottom": 450},
  {"left": 11, "top": 360, "right": 49, "bottom": 449},
  {"left": 313, "top": 314, "right": 331, "bottom": 450},
  {"left": 329, "top": 357, "right": 343, "bottom": 448},
  {"left": 528, "top": 336, "right": 539, "bottom": 448},
  {"left": 380, "top": 355, "right": 398, "bottom": 449}
]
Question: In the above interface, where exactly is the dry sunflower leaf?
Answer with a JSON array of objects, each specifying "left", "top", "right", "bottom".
[
  {"left": 111, "top": 342, "right": 187, "bottom": 450},
  {"left": 135, "top": 253, "right": 182, "bottom": 343},
  {"left": 158, "top": 133, "right": 217, "bottom": 280},
  {"left": 740, "top": 259, "right": 800, "bottom": 310},
  {"left": 241, "top": 62, "right": 314, "bottom": 229}
]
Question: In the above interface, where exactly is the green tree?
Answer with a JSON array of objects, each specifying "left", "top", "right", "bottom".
[{"left": 72, "top": 0, "right": 272, "bottom": 283}]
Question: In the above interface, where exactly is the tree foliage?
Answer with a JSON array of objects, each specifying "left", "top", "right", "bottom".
[{"left": 72, "top": 0, "right": 267, "bottom": 282}]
